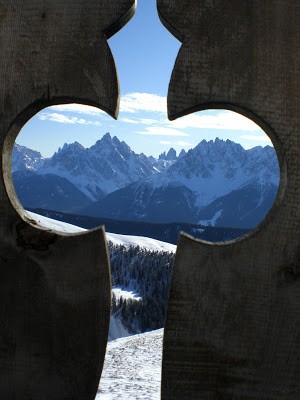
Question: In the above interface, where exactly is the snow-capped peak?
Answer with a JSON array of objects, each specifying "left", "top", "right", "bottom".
[
  {"left": 36, "top": 133, "right": 159, "bottom": 201},
  {"left": 85, "top": 138, "right": 279, "bottom": 228},
  {"left": 12, "top": 143, "right": 44, "bottom": 172},
  {"left": 58, "top": 141, "right": 85, "bottom": 155}
]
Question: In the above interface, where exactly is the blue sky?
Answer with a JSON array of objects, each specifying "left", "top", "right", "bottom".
[{"left": 17, "top": 0, "right": 271, "bottom": 158}]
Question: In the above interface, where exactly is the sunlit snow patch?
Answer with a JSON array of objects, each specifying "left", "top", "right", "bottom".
[
  {"left": 198, "top": 209, "right": 223, "bottom": 227},
  {"left": 25, "top": 211, "right": 85, "bottom": 233},
  {"left": 25, "top": 211, "right": 176, "bottom": 252},
  {"left": 107, "top": 232, "right": 176, "bottom": 253},
  {"left": 112, "top": 287, "right": 142, "bottom": 301},
  {"left": 97, "top": 329, "right": 163, "bottom": 399}
]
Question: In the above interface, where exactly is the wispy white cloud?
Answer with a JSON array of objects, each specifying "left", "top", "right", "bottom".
[
  {"left": 48, "top": 104, "right": 105, "bottom": 116},
  {"left": 159, "top": 140, "right": 192, "bottom": 147},
  {"left": 120, "top": 93, "right": 167, "bottom": 114},
  {"left": 44, "top": 97, "right": 262, "bottom": 133},
  {"left": 46, "top": 94, "right": 166, "bottom": 117},
  {"left": 176, "top": 140, "right": 192, "bottom": 147},
  {"left": 120, "top": 117, "right": 140, "bottom": 124},
  {"left": 38, "top": 95, "right": 268, "bottom": 156},
  {"left": 167, "top": 110, "right": 261, "bottom": 131},
  {"left": 137, "top": 126, "right": 189, "bottom": 137},
  {"left": 121, "top": 117, "right": 157, "bottom": 125},
  {"left": 139, "top": 118, "right": 158, "bottom": 125},
  {"left": 240, "top": 134, "right": 272, "bottom": 143},
  {"left": 44, "top": 97, "right": 262, "bottom": 134},
  {"left": 119, "top": 96, "right": 263, "bottom": 133},
  {"left": 39, "top": 112, "right": 102, "bottom": 126},
  {"left": 160, "top": 140, "right": 172, "bottom": 145}
]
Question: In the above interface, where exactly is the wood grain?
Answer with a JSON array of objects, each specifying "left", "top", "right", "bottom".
[
  {"left": 158, "top": 0, "right": 300, "bottom": 398},
  {"left": 0, "top": 1, "right": 135, "bottom": 398}
]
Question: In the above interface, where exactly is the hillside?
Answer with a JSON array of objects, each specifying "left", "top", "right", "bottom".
[
  {"left": 27, "top": 208, "right": 249, "bottom": 244},
  {"left": 80, "top": 138, "right": 279, "bottom": 229},
  {"left": 97, "top": 329, "right": 163, "bottom": 399},
  {"left": 26, "top": 211, "right": 175, "bottom": 336}
]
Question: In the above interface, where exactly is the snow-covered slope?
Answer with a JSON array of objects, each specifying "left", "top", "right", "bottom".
[
  {"left": 25, "top": 211, "right": 86, "bottom": 232},
  {"left": 25, "top": 211, "right": 171, "bottom": 343},
  {"left": 82, "top": 139, "right": 279, "bottom": 229},
  {"left": 166, "top": 139, "right": 278, "bottom": 205},
  {"left": 23, "top": 211, "right": 168, "bottom": 398},
  {"left": 108, "top": 315, "right": 131, "bottom": 342},
  {"left": 25, "top": 211, "right": 177, "bottom": 250},
  {"left": 37, "top": 133, "right": 158, "bottom": 201},
  {"left": 12, "top": 143, "right": 44, "bottom": 172},
  {"left": 107, "top": 232, "right": 176, "bottom": 253},
  {"left": 195, "top": 181, "right": 278, "bottom": 228},
  {"left": 12, "top": 136, "right": 173, "bottom": 203},
  {"left": 25, "top": 211, "right": 176, "bottom": 253},
  {"left": 13, "top": 172, "right": 92, "bottom": 212},
  {"left": 97, "top": 329, "right": 163, "bottom": 399},
  {"left": 15, "top": 137, "right": 279, "bottom": 230}
]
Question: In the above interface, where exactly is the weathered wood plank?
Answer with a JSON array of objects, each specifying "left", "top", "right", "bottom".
[
  {"left": 0, "top": 1, "right": 135, "bottom": 398},
  {"left": 158, "top": 1, "right": 300, "bottom": 398}
]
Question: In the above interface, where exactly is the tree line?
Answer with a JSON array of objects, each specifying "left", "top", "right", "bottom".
[{"left": 108, "top": 242, "right": 175, "bottom": 333}]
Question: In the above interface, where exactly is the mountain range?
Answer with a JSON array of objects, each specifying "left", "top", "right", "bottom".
[{"left": 12, "top": 133, "right": 279, "bottom": 230}]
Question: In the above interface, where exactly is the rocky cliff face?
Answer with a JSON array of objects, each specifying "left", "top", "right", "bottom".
[
  {"left": 13, "top": 136, "right": 279, "bottom": 229},
  {"left": 34, "top": 133, "right": 158, "bottom": 200},
  {"left": 81, "top": 138, "right": 279, "bottom": 229},
  {"left": 12, "top": 143, "right": 44, "bottom": 172}
]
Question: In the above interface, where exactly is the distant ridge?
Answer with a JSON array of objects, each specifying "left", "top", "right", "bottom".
[
  {"left": 13, "top": 134, "right": 279, "bottom": 231},
  {"left": 27, "top": 208, "right": 249, "bottom": 244},
  {"left": 78, "top": 137, "right": 279, "bottom": 229}
]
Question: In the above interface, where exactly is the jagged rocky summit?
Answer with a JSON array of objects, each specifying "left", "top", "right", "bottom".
[{"left": 13, "top": 135, "right": 279, "bottom": 229}]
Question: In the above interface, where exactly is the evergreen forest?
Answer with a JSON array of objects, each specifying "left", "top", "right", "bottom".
[{"left": 108, "top": 241, "right": 175, "bottom": 333}]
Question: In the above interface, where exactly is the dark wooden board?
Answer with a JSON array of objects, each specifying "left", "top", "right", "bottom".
[
  {"left": 157, "top": 1, "right": 300, "bottom": 398},
  {"left": 0, "top": 1, "right": 135, "bottom": 398}
]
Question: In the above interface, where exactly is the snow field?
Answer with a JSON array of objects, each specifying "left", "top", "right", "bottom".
[
  {"left": 25, "top": 211, "right": 176, "bottom": 253},
  {"left": 107, "top": 232, "right": 176, "bottom": 253},
  {"left": 97, "top": 329, "right": 163, "bottom": 399}
]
